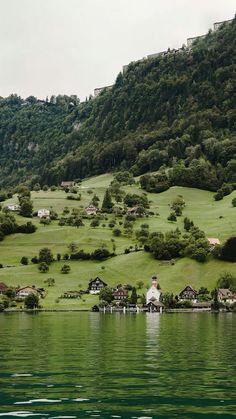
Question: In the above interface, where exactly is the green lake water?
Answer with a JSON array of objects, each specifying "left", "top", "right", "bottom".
[{"left": 0, "top": 312, "right": 235, "bottom": 419}]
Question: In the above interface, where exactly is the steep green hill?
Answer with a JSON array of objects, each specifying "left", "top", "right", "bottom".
[
  {"left": 0, "top": 19, "right": 235, "bottom": 189},
  {"left": 0, "top": 175, "right": 235, "bottom": 309}
]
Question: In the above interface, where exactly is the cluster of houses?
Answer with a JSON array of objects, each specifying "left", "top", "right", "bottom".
[
  {"left": 94, "top": 18, "right": 233, "bottom": 97},
  {"left": 62, "top": 275, "right": 236, "bottom": 311},
  {"left": 1, "top": 277, "right": 236, "bottom": 311}
]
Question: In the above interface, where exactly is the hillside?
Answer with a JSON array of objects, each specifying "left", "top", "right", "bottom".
[
  {"left": 0, "top": 174, "right": 235, "bottom": 309},
  {"left": 0, "top": 19, "right": 235, "bottom": 189}
]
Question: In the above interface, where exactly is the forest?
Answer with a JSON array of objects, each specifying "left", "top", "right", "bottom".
[{"left": 0, "top": 18, "right": 235, "bottom": 190}]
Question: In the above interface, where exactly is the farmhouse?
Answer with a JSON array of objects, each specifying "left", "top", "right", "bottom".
[
  {"left": 85, "top": 204, "right": 98, "bottom": 215},
  {"left": 88, "top": 277, "right": 107, "bottom": 294},
  {"left": 61, "top": 181, "right": 75, "bottom": 189},
  {"left": 126, "top": 206, "right": 145, "bottom": 217},
  {"left": 38, "top": 208, "right": 50, "bottom": 218},
  {"left": 113, "top": 286, "right": 128, "bottom": 301},
  {"left": 208, "top": 238, "right": 220, "bottom": 250},
  {"left": 16, "top": 286, "right": 42, "bottom": 298},
  {"left": 0, "top": 282, "right": 8, "bottom": 295},
  {"left": 179, "top": 285, "right": 198, "bottom": 301},
  {"left": 146, "top": 275, "right": 162, "bottom": 305},
  {"left": 217, "top": 289, "right": 236, "bottom": 305},
  {"left": 7, "top": 204, "right": 20, "bottom": 211}
]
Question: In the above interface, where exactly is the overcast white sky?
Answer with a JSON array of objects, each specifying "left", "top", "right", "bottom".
[{"left": 0, "top": 0, "right": 235, "bottom": 100}]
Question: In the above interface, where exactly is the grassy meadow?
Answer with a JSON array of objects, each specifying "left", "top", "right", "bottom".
[{"left": 0, "top": 173, "right": 236, "bottom": 309}]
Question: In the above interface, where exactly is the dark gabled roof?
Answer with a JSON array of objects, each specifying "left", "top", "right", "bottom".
[
  {"left": 88, "top": 277, "right": 107, "bottom": 286},
  {"left": 179, "top": 285, "right": 197, "bottom": 294}
]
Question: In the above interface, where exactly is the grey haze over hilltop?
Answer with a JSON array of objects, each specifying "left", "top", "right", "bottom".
[{"left": 0, "top": 0, "right": 235, "bottom": 100}]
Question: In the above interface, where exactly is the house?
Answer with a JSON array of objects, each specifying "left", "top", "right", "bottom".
[
  {"left": 38, "top": 208, "right": 50, "bottom": 218},
  {"left": 179, "top": 285, "right": 198, "bottom": 301},
  {"left": 147, "top": 51, "right": 166, "bottom": 59},
  {"left": 61, "top": 181, "right": 75, "bottom": 189},
  {"left": 16, "top": 286, "right": 42, "bottom": 298},
  {"left": 214, "top": 19, "right": 233, "bottom": 31},
  {"left": 0, "top": 282, "right": 8, "bottom": 295},
  {"left": 208, "top": 238, "right": 220, "bottom": 250},
  {"left": 88, "top": 277, "right": 107, "bottom": 294},
  {"left": 187, "top": 34, "right": 206, "bottom": 48},
  {"left": 146, "top": 275, "right": 162, "bottom": 305},
  {"left": 85, "top": 204, "right": 98, "bottom": 215},
  {"left": 94, "top": 85, "right": 113, "bottom": 97},
  {"left": 6, "top": 204, "right": 20, "bottom": 212},
  {"left": 217, "top": 289, "right": 236, "bottom": 305},
  {"left": 147, "top": 298, "right": 164, "bottom": 312},
  {"left": 113, "top": 286, "right": 128, "bottom": 301},
  {"left": 126, "top": 206, "right": 145, "bottom": 217}
]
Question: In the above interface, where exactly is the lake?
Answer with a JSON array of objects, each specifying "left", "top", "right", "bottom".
[{"left": 0, "top": 312, "right": 235, "bottom": 418}]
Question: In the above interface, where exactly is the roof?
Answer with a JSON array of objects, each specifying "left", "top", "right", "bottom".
[
  {"left": 147, "top": 300, "right": 164, "bottom": 307},
  {"left": 218, "top": 288, "right": 232, "bottom": 297},
  {"left": 113, "top": 287, "right": 128, "bottom": 296},
  {"left": 0, "top": 282, "right": 8, "bottom": 291},
  {"left": 180, "top": 285, "right": 197, "bottom": 294},
  {"left": 86, "top": 204, "right": 97, "bottom": 210},
  {"left": 208, "top": 238, "right": 220, "bottom": 246},
  {"left": 17, "top": 286, "right": 39, "bottom": 292},
  {"left": 88, "top": 277, "right": 107, "bottom": 286},
  {"left": 61, "top": 181, "right": 74, "bottom": 186}
]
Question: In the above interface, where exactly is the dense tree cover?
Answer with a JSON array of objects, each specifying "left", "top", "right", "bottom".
[
  {"left": 0, "top": 211, "right": 36, "bottom": 242},
  {"left": 217, "top": 272, "right": 236, "bottom": 291},
  {"left": 0, "top": 20, "right": 235, "bottom": 189},
  {"left": 24, "top": 293, "right": 39, "bottom": 309},
  {"left": 144, "top": 225, "right": 209, "bottom": 262},
  {"left": 214, "top": 236, "right": 236, "bottom": 262}
]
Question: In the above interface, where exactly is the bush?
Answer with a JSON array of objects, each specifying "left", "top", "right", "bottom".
[
  {"left": 25, "top": 293, "right": 39, "bottom": 309},
  {"left": 20, "top": 256, "right": 28, "bottom": 265},
  {"left": 70, "top": 250, "right": 91, "bottom": 260},
  {"left": 61, "top": 264, "right": 71, "bottom": 274},
  {"left": 38, "top": 262, "right": 49, "bottom": 273},
  {"left": 168, "top": 212, "right": 177, "bottom": 222},
  {"left": 91, "top": 248, "right": 113, "bottom": 260},
  {"left": 17, "top": 222, "right": 37, "bottom": 234},
  {"left": 113, "top": 228, "right": 121, "bottom": 237},
  {"left": 38, "top": 247, "right": 53, "bottom": 264},
  {"left": 220, "top": 237, "right": 236, "bottom": 262},
  {"left": 232, "top": 197, "right": 236, "bottom": 207}
]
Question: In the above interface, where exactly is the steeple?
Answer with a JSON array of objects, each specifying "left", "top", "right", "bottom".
[{"left": 151, "top": 275, "right": 158, "bottom": 288}]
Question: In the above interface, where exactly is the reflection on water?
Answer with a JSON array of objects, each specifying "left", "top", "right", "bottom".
[{"left": 0, "top": 312, "right": 235, "bottom": 418}]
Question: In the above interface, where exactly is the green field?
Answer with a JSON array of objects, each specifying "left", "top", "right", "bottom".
[{"left": 0, "top": 174, "right": 236, "bottom": 309}]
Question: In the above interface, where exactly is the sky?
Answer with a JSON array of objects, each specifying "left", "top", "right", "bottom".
[{"left": 0, "top": 0, "right": 235, "bottom": 101}]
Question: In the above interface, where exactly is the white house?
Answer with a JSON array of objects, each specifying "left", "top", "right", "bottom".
[
  {"left": 146, "top": 275, "right": 162, "bottom": 305},
  {"left": 38, "top": 208, "right": 50, "bottom": 218},
  {"left": 7, "top": 204, "right": 20, "bottom": 211}
]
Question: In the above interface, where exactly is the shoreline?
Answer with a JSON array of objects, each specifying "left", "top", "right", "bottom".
[{"left": 1, "top": 308, "right": 232, "bottom": 314}]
